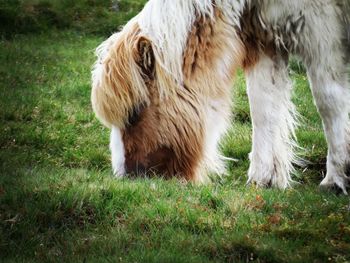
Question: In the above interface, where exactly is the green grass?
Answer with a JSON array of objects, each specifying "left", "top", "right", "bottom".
[
  {"left": 0, "top": 0, "right": 147, "bottom": 38},
  {"left": 0, "top": 31, "right": 349, "bottom": 263}
]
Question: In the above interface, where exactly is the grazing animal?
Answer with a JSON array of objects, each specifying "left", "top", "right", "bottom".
[{"left": 91, "top": 0, "right": 350, "bottom": 193}]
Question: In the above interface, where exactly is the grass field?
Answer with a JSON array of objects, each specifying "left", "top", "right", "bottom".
[{"left": 0, "top": 31, "right": 349, "bottom": 263}]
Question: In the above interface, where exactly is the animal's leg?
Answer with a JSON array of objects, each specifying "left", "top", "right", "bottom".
[
  {"left": 307, "top": 64, "right": 350, "bottom": 194},
  {"left": 245, "top": 53, "right": 298, "bottom": 189},
  {"left": 110, "top": 126, "right": 126, "bottom": 177}
]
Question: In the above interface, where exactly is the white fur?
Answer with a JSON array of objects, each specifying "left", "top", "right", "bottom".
[
  {"left": 245, "top": 0, "right": 350, "bottom": 191},
  {"left": 246, "top": 54, "right": 298, "bottom": 189},
  {"left": 138, "top": 0, "right": 213, "bottom": 91},
  {"left": 110, "top": 126, "right": 126, "bottom": 177},
  {"left": 203, "top": 99, "right": 231, "bottom": 176},
  {"left": 138, "top": 0, "right": 245, "bottom": 86},
  {"left": 308, "top": 63, "right": 350, "bottom": 195}
]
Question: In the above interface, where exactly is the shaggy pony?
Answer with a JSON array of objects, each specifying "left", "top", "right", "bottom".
[{"left": 92, "top": 0, "right": 350, "bottom": 193}]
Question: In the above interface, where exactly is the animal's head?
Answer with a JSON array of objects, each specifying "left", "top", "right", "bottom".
[
  {"left": 91, "top": 19, "right": 156, "bottom": 129},
  {"left": 91, "top": 1, "right": 246, "bottom": 181}
]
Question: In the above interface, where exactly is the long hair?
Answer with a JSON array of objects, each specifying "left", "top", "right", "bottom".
[{"left": 91, "top": 0, "right": 246, "bottom": 181}]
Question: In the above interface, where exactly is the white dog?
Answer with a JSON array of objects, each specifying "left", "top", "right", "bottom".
[{"left": 92, "top": 0, "right": 350, "bottom": 194}]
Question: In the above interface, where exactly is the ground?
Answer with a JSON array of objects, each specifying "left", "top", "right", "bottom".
[{"left": 0, "top": 31, "right": 349, "bottom": 263}]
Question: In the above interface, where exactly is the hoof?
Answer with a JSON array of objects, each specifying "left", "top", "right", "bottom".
[
  {"left": 320, "top": 176, "right": 349, "bottom": 195},
  {"left": 246, "top": 178, "right": 272, "bottom": 188}
]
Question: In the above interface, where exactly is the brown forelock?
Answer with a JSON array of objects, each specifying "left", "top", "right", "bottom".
[
  {"left": 95, "top": 23, "right": 151, "bottom": 128},
  {"left": 122, "top": 84, "right": 205, "bottom": 182}
]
